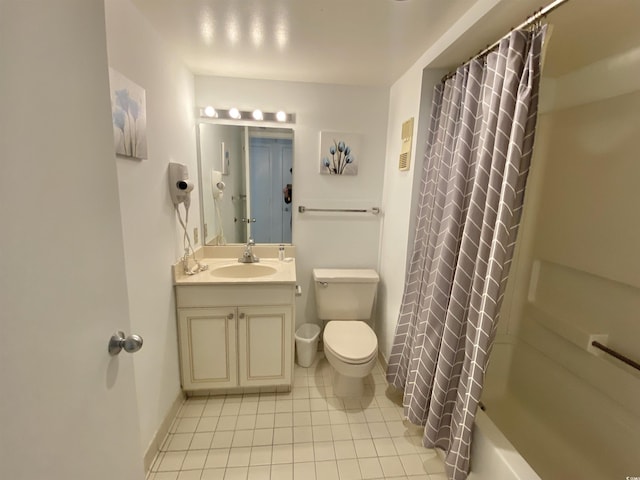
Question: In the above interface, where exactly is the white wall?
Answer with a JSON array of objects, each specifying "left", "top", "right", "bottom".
[
  {"left": 104, "top": 0, "right": 197, "bottom": 455},
  {"left": 194, "top": 77, "right": 389, "bottom": 328}
]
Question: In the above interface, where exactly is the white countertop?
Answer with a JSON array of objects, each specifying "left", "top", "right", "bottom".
[{"left": 173, "top": 256, "right": 297, "bottom": 285}]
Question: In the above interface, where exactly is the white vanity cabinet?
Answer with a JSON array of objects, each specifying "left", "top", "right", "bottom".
[
  {"left": 177, "top": 307, "right": 238, "bottom": 390},
  {"left": 175, "top": 284, "right": 294, "bottom": 392}
]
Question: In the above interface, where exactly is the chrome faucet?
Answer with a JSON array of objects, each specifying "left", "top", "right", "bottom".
[{"left": 238, "top": 238, "right": 260, "bottom": 263}]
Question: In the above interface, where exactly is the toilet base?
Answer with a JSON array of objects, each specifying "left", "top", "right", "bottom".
[{"left": 332, "top": 371, "right": 365, "bottom": 397}]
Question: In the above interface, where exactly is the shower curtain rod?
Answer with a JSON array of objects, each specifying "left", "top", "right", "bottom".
[{"left": 442, "top": 0, "right": 570, "bottom": 82}]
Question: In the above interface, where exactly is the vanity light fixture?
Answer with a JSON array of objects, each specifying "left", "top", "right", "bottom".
[
  {"left": 198, "top": 107, "right": 295, "bottom": 124},
  {"left": 203, "top": 106, "right": 218, "bottom": 118}
]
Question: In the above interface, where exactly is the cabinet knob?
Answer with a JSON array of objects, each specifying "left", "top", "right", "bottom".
[
  {"left": 239, "top": 312, "right": 245, "bottom": 319},
  {"left": 227, "top": 313, "right": 234, "bottom": 320}
]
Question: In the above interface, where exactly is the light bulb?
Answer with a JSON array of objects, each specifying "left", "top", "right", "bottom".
[
  {"left": 252, "top": 109, "right": 264, "bottom": 121},
  {"left": 276, "top": 111, "right": 287, "bottom": 122},
  {"left": 229, "top": 108, "right": 241, "bottom": 119},
  {"left": 203, "top": 106, "right": 217, "bottom": 117}
]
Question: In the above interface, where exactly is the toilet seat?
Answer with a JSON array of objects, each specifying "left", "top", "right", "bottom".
[{"left": 323, "top": 321, "right": 377, "bottom": 365}]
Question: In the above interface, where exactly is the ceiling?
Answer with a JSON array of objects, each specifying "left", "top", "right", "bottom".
[
  {"left": 131, "top": 0, "right": 640, "bottom": 86},
  {"left": 131, "top": 0, "right": 473, "bottom": 86}
]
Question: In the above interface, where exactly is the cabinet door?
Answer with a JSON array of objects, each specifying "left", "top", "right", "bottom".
[
  {"left": 178, "top": 308, "right": 237, "bottom": 390},
  {"left": 237, "top": 306, "right": 292, "bottom": 386}
]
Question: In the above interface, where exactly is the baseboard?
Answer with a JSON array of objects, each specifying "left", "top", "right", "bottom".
[
  {"left": 377, "top": 350, "right": 388, "bottom": 371},
  {"left": 144, "top": 390, "right": 185, "bottom": 473}
]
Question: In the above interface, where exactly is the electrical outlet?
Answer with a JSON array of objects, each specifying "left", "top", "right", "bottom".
[{"left": 193, "top": 227, "right": 199, "bottom": 244}]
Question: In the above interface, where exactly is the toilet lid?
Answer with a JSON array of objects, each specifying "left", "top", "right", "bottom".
[{"left": 324, "top": 321, "right": 377, "bottom": 364}]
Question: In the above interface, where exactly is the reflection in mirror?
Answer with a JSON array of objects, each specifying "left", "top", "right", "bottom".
[{"left": 197, "top": 123, "right": 293, "bottom": 245}]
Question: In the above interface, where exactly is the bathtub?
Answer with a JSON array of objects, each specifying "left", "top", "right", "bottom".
[
  {"left": 467, "top": 408, "right": 540, "bottom": 480},
  {"left": 472, "top": 337, "right": 640, "bottom": 480}
]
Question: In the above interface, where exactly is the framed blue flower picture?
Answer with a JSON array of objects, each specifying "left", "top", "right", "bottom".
[
  {"left": 108, "top": 68, "right": 148, "bottom": 159},
  {"left": 319, "top": 131, "right": 361, "bottom": 175}
]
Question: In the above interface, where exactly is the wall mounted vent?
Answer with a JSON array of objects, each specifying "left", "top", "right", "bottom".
[{"left": 399, "top": 117, "right": 414, "bottom": 171}]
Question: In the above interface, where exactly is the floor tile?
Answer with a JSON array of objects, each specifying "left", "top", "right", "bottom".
[
  {"left": 151, "top": 359, "right": 444, "bottom": 480},
  {"left": 176, "top": 470, "right": 201, "bottom": 480},
  {"left": 270, "top": 463, "right": 293, "bottom": 480},
  {"left": 223, "top": 466, "right": 248, "bottom": 480},
  {"left": 313, "top": 441, "right": 336, "bottom": 461},
  {"left": 249, "top": 445, "right": 272, "bottom": 466},
  {"left": 293, "top": 426, "right": 313, "bottom": 443},
  {"left": 315, "top": 460, "right": 340, "bottom": 480},
  {"left": 157, "top": 451, "right": 186, "bottom": 472},
  {"left": 271, "top": 444, "right": 293, "bottom": 464},
  {"left": 337, "top": 458, "right": 362, "bottom": 480},
  {"left": 197, "top": 417, "right": 219, "bottom": 432},
  {"left": 204, "top": 449, "right": 229, "bottom": 469},
  {"left": 166, "top": 433, "right": 193, "bottom": 451},
  {"left": 373, "top": 437, "right": 397, "bottom": 457},
  {"left": 211, "top": 431, "right": 234, "bottom": 449},
  {"left": 254, "top": 414, "right": 275, "bottom": 429},
  {"left": 227, "top": 446, "right": 251, "bottom": 467},
  {"left": 353, "top": 438, "right": 377, "bottom": 458},
  {"left": 293, "top": 442, "right": 315, "bottom": 463},
  {"left": 273, "top": 426, "right": 293, "bottom": 445},
  {"left": 292, "top": 412, "right": 312, "bottom": 426},
  {"left": 251, "top": 428, "right": 273, "bottom": 446},
  {"left": 293, "top": 461, "right": 316, "bottom": 480},
  {"left": 379, "top": 455, "right": 405, "bottom": 477},
  {"left": 428, "top": 474, "right": 448, "bottom": 480},
  {"left": 201, "top": 468, "right": 225, "bottom": 480},
  {"left": 358, "top": 457, "right": 383, "bottom": 479},
  {"left": 231, "top": 430, "right": 253, "bottom": 447},
  {"left": 333, "top": 439, "right": 357, "bottom": 460},
  {"left": 175, "top": 417, "right": 199, "bottom": 433},
  {"left": 216, "top": 416, "right": 238, "bottom": 431},
  {"left": 181, "top": 450, "right": 208, "bottom": 470},
  {"left": 400, "top": 454, "right": 426, "bottom": 475},
  {"left": 423, "top": 454, "right": 447, "bottom": 473},
  {"left": 247, "top": 465, "right": 270, "bottom": 480},
  {"left": 274, "top": 412, "right": 293, "bottom": 427},
  {"left": 190, "top": 432, "right": 213, "bottom": 450},
  {"left": 153, "top": 472, "right": 179, "bottom": 480}
]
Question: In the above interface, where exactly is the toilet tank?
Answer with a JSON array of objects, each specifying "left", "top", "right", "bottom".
[{"left": 313, "top": 269, "right": 380, "bottom": 320}]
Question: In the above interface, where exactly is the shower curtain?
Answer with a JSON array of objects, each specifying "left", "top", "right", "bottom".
[{"left": 386, "top": 26, "right": 547, "bottom": 480}]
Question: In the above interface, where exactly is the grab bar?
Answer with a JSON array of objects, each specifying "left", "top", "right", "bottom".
[
  {"left": 591, "top": 341, "right": 640, "bottom": 372},
  {"left": 298, "top": 206, "right": 380, "bottom": 214}
]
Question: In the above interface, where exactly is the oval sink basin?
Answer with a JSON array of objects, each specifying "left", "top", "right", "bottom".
[{"left": 210, "top": 263, "right": 278, "bottom": 278}]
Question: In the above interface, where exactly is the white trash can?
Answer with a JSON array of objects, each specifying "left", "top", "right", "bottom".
[{"left": 295, "top": 323, "right": 321, "bottom": 367}]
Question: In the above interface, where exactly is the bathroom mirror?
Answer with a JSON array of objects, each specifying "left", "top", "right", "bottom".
[{"left": 197, "top": 123, "right": 293, "bottom": 245}]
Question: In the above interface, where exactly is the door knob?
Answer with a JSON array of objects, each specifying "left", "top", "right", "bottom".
[{"left": 108, "top": 331, "right": 144, "bottom": 356}]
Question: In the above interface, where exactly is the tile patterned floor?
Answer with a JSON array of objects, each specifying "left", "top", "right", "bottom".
[{"left": 148, "top": 354, "right": 447, "bottom": 480}]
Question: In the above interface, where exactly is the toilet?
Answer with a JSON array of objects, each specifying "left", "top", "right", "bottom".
[{"left": 313, "top": 268, "right": 380, "bottom": 397}]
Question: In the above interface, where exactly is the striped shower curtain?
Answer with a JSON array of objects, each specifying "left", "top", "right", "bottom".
[{"left": 386, "top": 26, "right": 547, "bottom": 480}]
